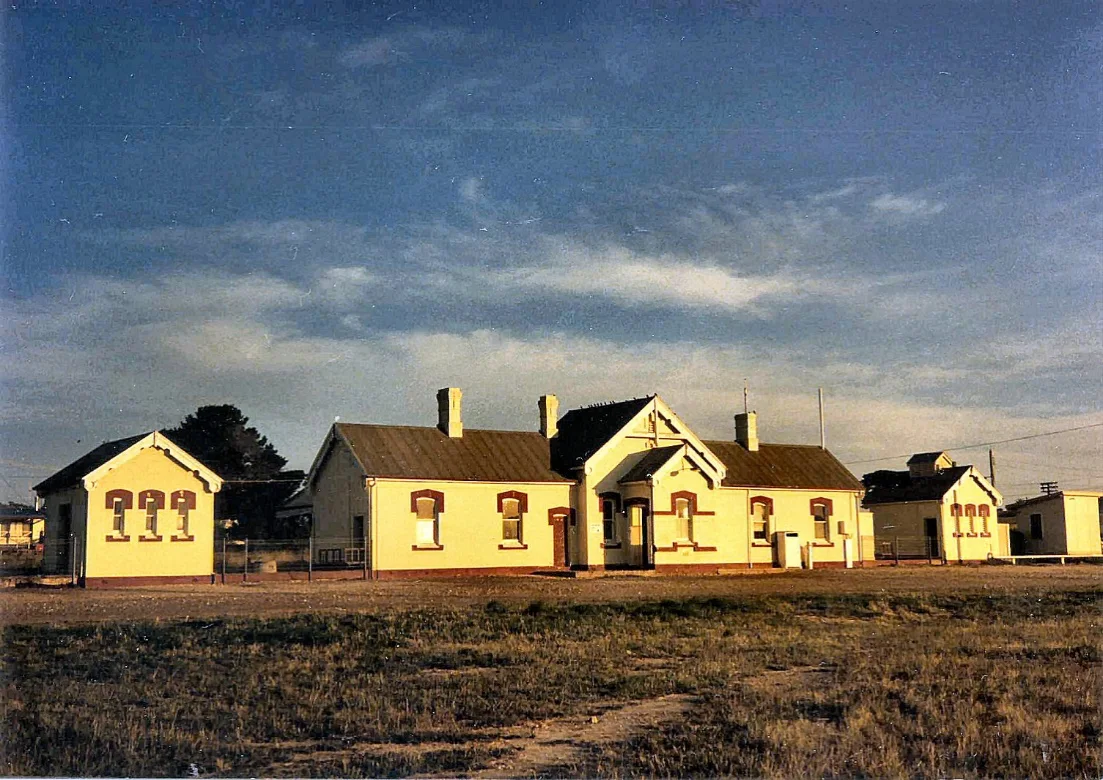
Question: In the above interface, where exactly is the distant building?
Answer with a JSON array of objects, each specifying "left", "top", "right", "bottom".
[
  {"left": 0, "top": 504, "right": 46, "bottom": 547},
  {"left": 33, "top": 432, "right": 223, "bottom": 586},
  {"left": 306, "top": 388, "right": 870, "bottom": 578},
  {"left": 863, "top": 451, "right": 1004, "bottom": 562},
  {"left": 1000, "top": 491, "right": 1103, "bottom": 556}
]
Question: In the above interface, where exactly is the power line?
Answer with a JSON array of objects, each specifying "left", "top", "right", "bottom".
[{"left": 844, "top": 421, "right": 1103, "bottom": 467}]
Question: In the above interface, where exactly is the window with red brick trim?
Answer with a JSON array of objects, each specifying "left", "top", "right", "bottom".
[
  {"left": 751, "top": 498, "right": 772, "bottom": 541},
  {"left": 810, "top": 498, "right": 833, "bottom": 541}
]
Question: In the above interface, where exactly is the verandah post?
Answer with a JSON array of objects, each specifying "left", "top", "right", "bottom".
[
  {"left": 894, "top": 536, "right": 900, "bottom": 566},
  {"left": 221, "top": 536, "right": 227, "bottom": 584},
  {"left": 243, "top": 538, "right": 249, "bottom": 583},
  {"left": 308, "top": 536, "right": 313, "bottom": 582}
]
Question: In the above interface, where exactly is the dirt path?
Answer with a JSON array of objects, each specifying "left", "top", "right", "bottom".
[{"left": 469, "top": 693, "right": 697, "bottom": 778}]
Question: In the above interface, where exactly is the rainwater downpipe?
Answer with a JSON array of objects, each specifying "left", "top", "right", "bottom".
[
  {"left": 953, "top": 489, "right": 962, "bottom": 564},
  {"left": 365, "top": 477, "right": 377, "bottom": 579}
]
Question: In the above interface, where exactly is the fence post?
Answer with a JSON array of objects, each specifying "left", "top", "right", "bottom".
[
  {"left": 894, "top": 536, "right": 900, "bottom": 566},
  {"left": 308, "top": 536, "right": 313, "bottom": 582},
  {"left": 927, "top": 537, "right": 933, "bottom": 565},
  {"left": 243, "top": 538, "right": 249, "bottom": 583},
  {"left": 362, "top": 533, "right": 368, "bottom": 580},
  {"left": 69, "top": 533, "right": 76, "bottom": 586},
  {"left": 221, "top": 536, "right": 227, "bottom": 584}
]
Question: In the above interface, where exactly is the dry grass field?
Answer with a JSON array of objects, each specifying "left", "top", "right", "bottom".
[{"left": 0, "top": 566, "right": 1099, "bottom": 777}]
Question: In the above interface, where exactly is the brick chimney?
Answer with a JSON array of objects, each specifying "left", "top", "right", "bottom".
[
  {"left": 437, "top": 387, "right": 463, "bottom": 438},
  {"left": 538, "top": 394, "right": 559, "bottom": 438},
  {"left": 735, "top": 411, "right": 758, "bottom": 452}
]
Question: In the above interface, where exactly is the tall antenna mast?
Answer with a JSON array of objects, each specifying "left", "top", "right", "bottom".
[
  {"left": 988, "top": 448, "right": 996, "bottom": 486},
  {"left": 818, "top": 387, "right": 826, "bottom": 449},
  {"left": 743, "top": 379, "right": 749, "bottom": 415}
]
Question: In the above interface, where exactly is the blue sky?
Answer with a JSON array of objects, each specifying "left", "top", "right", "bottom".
[{"left": 3, "top": 0, "right": 1101, "bottom": 502}]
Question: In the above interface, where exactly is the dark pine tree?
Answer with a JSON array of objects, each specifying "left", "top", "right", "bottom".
[{"left": 164, "top": 405, "right": 305, "bottom": 538}]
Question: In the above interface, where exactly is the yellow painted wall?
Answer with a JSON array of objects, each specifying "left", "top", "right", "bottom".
[
  {"left": 743, "top": 488, "right": 865, "bottom": 566},
  {"left": 584, "top": 430, "right": 705, "bottom": 567},
  {"left": 869, "top": 473, "right": 999, "bottom": 562},
  {"left": 944, "top": 476, "right": 1000, "bottom": 561},
  {"left": 1063, "top": 494, "right": 1103, "bottom": 555},
  {"left": 371, "top": 479, "right": 571, "bottom": 572},
  {"left": 1011, "top": 494, "right": 1103, "bottom": 555},
  {"left": 83, "top": 446, "right": 215, "bottom": 578}
]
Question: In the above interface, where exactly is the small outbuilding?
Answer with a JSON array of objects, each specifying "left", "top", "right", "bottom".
[
  {"left": 33, "top": 431, "right": 223, "bottom": 586},
  {"left": 1000, "top": 491, "right": 1103, "bottom": 556},
  {"left": 863, "top": 452, "right": 1004, "bottom": 562}
]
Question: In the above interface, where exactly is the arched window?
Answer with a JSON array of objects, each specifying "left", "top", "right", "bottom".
[
  {"left": 978, "top": 504, "right": 990, "bottom": 533},
  {"left": 105, "top": 489, "right": 133, "bottom": 536},
  {"left": 751, "top": 496, "right": 773, "bottom": 541},
  {"left": 139, "top": 490, "right": 165, "bottom": 538},
  {"left": 502, "top": 498, "right": 522, "bottom": 542},
  {"left": 411, "top": 489, "right": 444, "bottom": 547},
  {"left": 965, "top": 504, "right": 977, "bottom": 533},
  {"left": 810, "top": 498, "right": 833, "bottom": 541},
  {"left": 675, "top": 497, "right": 693, "bottom": 541},
  {"left": 172, "top": 490, "right": 196, "bottom": 538}
]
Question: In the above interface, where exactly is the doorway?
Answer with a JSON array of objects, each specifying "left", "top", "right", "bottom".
[
  {"left": 923, "top": 517, "right": 940, "bottom": 558},
  {"left": 626, "top": 500, "right": 651, "bottom": 569}
]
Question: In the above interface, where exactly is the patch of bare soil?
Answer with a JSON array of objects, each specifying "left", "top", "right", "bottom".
[
  {"left": 245, "top": 694, "right": 696, "bottom": 778},
  {"left": 469, "top": 693, "right": 698, "bottom": 778}
]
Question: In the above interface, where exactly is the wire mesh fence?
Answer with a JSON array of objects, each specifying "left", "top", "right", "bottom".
[
  {"left": 0, "top": 537, "right": 81, "bottom": 580},
  {"left": 874, "top": 536, "right": 940, "bottom": 562},
  {"left": 214, "top": 536, "right": 370, "bottom": 581}
]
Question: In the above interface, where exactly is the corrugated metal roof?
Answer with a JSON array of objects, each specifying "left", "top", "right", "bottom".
[
  {"left": 705, "top": 441, "right": 864, "bottom": 491},
  {"left": 618, "top": 445, "right": 683, "bottom": 484},
  {"left": 861, "top": 466, "right": 970, "bottom": 504},
  {"left": 336, "top": 424, "right": 572, "bottom": 483},
  {"left": 33, "top": 433, "right": 149, "bottom": 495}
]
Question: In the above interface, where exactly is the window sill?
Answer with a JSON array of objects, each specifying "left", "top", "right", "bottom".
[
  {"left": 498, "top": 542, "right": 529, "bottom": 550},
  {"left": 813, "top": 542, "right": 835, "bottom": 547},
  {"left": 171, "top": 535, "right": 195, "bottom": 542},
  {"left": 966, "top": 533, "right": 978, "bottom": 538},
  {"left": 139, "top": 535, "right": 163, "bottom": 542},
  {"left": 952, "top": 532, "right": 964, "bottom": 538},
  {"left": 105, "top": 535, "right": 130, "bottom": 542},
  {"left": 655, "top": 542, "right": 718, "bottom": 553},
  {"left": 600, "top": 541, "right": 622, "bottom": 549},
  {"left": 979, "top": 532, "right": 992, "bottom": 538},
  {"left": 411, "top": 544, "right": 444, "bottom": 551},
  {"left": 752, "top": 542, "right": 773, "bottom": 548}
]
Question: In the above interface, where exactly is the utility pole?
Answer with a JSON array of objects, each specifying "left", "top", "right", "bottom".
[{"left": 818, "top": 388, "right": 826, "bottom": 449}]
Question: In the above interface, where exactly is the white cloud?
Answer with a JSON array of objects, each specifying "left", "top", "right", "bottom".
[
  {"left": 3, "top": 268, "right": 1100, "bottom": 504},
  {"left": 870, "top": 192, "right": 947, "bottom": 218}
]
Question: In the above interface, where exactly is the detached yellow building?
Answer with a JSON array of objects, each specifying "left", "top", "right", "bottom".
[
  {"left": 307, "top": 388, "right": 868, "bottom": 577},
  {"left": 34, "top": 432, "right": 223, "bottom": 586},
  {"left": 862, "top": 452, "right": 1004, "bottom": 562},
  {"left": 1001, "top": 491, "right": 1103, "bottom": 556}
]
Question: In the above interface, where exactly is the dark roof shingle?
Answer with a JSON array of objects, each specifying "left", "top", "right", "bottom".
[
  {"left": 34, "top": 434, "right": 148, "bottom": 495},
  {"left": 705, "top": 441, "right": 864, "bottom": 491},
  {"left": 336, "top": 424, "right": 572, "bottom": 483},
  {"left": 551, "top": 397, "right": 653, "bottom": 473},
  {"left": 861, "top": 466, "right": 971, "bottom": 504}
]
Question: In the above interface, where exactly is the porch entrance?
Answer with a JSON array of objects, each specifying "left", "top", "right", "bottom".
[{"left": 924, "top": 517, "right": 940, "bottom": 558}]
